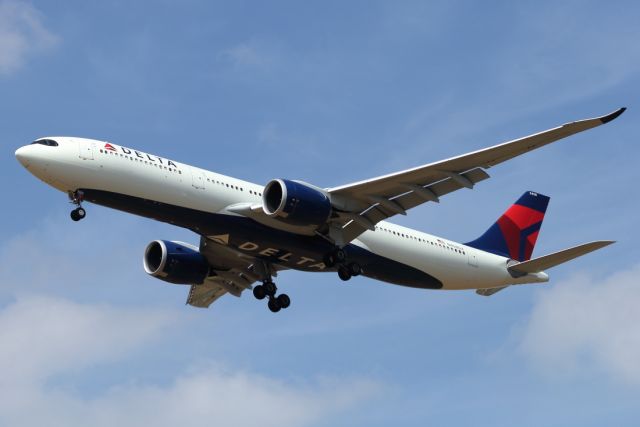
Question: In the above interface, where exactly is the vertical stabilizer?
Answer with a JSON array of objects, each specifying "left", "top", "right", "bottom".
[{"left": 466, "top": 191, "right": 550, "bottom": 261}]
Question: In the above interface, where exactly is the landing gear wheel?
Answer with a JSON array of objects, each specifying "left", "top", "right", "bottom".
[
  {"left": 277, "top": 294, "right": 291, "bottom": 309},
  {"left": 338, "top": 266, "right": 352, "bottom": 281},
  {"left": 323, "top": 253, "right": 337, "bottom": 268},
  {"left": 253, "top": 285, "right": 266, "bottom": 300},
  {"left": 324, "top": 248, "right": 347, "bottom": 268},
  {"left": 263, "top": 281, "right": 277, "bottom": 296},
  {"left": 268, "top": 297, "right": 281, "bottom": 313},
  {"left": 68, "top": 191, "right": 86, "bottom": 222},
  {"left": 255, "top": 262, "right": 290, "bottom": 313},
  {"left": 348, "top": 262, "right": 362, "bottom": 277}
]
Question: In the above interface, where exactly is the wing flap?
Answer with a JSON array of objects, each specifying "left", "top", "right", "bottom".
[
  {"left": 186, "top": 272, "right": 256, "bottom": 308},
  {"left": 186, "top": 236, "right": 291, "bottom": 309},
  {"left": 337, "top": 167, "right": 490, "bottom": 242},
  {"left": 508, "top": 241, "right": 615, "bottom": 275},
  {"left": 187, "top": 280, "right": 229, "bottom": 308}
]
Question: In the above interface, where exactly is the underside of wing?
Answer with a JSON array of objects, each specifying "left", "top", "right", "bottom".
[
  {"left": 332, "top": 168, "right": 490, "bottom": 243},
  {"left": 186, "top": 236, "right": 288, "bottom": 309},
  {"left": 327, "top": 108, "right": 625, "bottom": 243},
  {"left": 187, "top": 280, "right": 229, "bottom": 308}
]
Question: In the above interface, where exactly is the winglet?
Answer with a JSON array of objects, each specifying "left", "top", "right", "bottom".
[{"left": 600, "top": 107, "right": 626, "bottom": 124}]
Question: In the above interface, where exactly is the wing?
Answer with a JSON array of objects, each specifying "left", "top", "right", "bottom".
[
  {"left": 329, "top": 108, "right": 625, "bottom": 243},
  {"left": 187, "top": 279, "right": 229, "bottom": 308},
  {"left": 186, "top": 236, "right": 288, "bottom": 309}
]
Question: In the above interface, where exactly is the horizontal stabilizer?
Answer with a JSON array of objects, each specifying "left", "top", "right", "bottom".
[{"left": 508, "top": 241, "right": 615, "bottom": 275}]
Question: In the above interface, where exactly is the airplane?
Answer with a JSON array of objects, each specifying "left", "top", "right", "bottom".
[{"left": 14, "top": 108, "right": 625, "bottom": 312}]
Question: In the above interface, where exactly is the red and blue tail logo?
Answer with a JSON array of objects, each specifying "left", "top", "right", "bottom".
[{"left": 465, "top": 191, "right": 550, "bottom": 261}]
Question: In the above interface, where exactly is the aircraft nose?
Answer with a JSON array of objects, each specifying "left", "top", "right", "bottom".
[{"left": 15, "top": 146, "right": 32, "bottom": 167}]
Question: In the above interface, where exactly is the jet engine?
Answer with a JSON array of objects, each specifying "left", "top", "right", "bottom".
[
  {"left": 262, "top": 179, "right": 332, "bottom": 227},
  {"left": 143, "top": 240, "right": 209, "bottom": 285}
]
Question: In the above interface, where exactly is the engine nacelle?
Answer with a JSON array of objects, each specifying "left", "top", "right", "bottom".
[
  {"left": 143, "top": 240, "right": 209, "bottom": 285},
  {"left": 263, "top": 179, "right": 332, "bottom": 227}
]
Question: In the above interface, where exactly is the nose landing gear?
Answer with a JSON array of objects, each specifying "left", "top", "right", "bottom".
[
  {"left": 68, "top": 190, "right": 87, "bottom": 222},
  {"left": 70, "top": 207, "right": 86, "bottom": 222}
]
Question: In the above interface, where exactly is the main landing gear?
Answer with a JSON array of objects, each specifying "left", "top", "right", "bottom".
[
  {"left": 251, "top": 262, "right": 290, "bottom": 313},
  {"left": 68, "top": 190, "right": 87, "bottom": 222},
  {"left": 323, "top": 247, "right": 362, "bottom": 282},
  {"left": 253, "top": 280, "right": 291, "bottom": 313}
]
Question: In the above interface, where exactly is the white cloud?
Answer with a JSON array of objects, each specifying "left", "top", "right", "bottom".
[
  {"left": 0, "top": 295, "right": 172, "bottom": 385},
  {"left": 1, "top": 365, "right": 380, "bottom": 426},
  {"left": 0, "top": 213, "right": 154, "bottom": 299},
  {"left": 520, "top": 264, "right": 640, "bottom": 385},
  {"left": 220, "top": 40, "right": 280, "bottom": 69},
  {"left": 0, "top": 0, "right": 58, "bottom": 75},
  {"left": 223, "top": 43, "right": 266, "bottom": 67},
  {"left": 386, "top": 3, "right": 640, "bottom": 170},
  {"left": 0, "top": 217, "right": 382, "bottom": 426},
  {"left": 0, "top": 295, "right": 380, "bottom": 427}
]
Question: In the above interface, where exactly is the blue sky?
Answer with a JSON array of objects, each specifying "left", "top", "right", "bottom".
[{"left": 1, "top": 1, "right": 639, "bottom": 425}]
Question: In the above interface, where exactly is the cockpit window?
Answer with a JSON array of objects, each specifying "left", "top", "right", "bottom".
[{"left": 31, "top": 139, "right": 58, "bottom": 147}]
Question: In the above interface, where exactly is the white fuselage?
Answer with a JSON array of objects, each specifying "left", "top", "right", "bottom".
[{"left": 15, "top": 137, "right": 548, "bottom": 291}]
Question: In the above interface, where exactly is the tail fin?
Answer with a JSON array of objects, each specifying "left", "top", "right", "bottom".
[{"left": 466, "top": 191, "right": 550, "bottom": 261}]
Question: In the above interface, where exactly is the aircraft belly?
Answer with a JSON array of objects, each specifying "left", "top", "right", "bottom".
[
  {"left": 81, "top": 189, "right": 442, "bottom": 289},
  {"left": 365, "top": 229, "right": 520, "bottom": 291}
]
